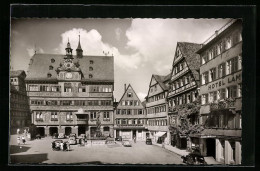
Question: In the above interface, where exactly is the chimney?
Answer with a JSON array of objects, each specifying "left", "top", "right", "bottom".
[{"left": 124, "top": 84, "right": 126, "bottom": 92}]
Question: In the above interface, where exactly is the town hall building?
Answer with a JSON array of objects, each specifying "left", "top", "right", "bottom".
[{"left": 25, "top": 35, "right": 114, "bottom": 138}]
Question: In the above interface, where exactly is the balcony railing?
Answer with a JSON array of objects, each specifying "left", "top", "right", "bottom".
[
  {"left": 210, "top": 98, "right": 235, "bottom": 111},
  {"left": 35, "top": 118, "right": 43, "bottom": 122},
  {"left": 168, "top": 81, "right": 196, "bottom": 97},
  {"left": 171, "top": 67, "right": 189, "bottom": 81},
  {"left": 117, "top": 124, "right": 144, "bottom": 127},
  {"left": 51, "top": 118, "right": 58, "bottom": 121}
]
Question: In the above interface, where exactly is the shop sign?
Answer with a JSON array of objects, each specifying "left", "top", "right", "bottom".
[{"left": 208, "top": 72, "right": 241, "bottom": 91}]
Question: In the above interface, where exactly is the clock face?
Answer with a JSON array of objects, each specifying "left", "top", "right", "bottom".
[{"left": 66, "top": 73, "right": 73, "bottom": 79}]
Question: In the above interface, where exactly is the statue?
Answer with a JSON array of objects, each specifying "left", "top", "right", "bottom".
[{"left": 95, "top": 111, "right": 102, "bottom": 137}]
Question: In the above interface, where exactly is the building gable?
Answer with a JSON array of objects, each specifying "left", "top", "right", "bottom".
[{"left": 117, "top": 84, "right": 144, "bottom": 109}]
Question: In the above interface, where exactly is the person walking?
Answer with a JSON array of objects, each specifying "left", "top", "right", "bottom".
[
  {"left": 21, "top": 136, "right": 26, "bottom": 144},
  {"left": 162, "top": 140, "right": 165, "bottom": 149},
  {"left": 134, "top": 136, "right": 136, "bottom": 143},
  {"left": 17, "top": 136, "right": 21, "bottom": 148},
  {"left": 60, "top": 141, "right": 64, "bottom": 151},
  {"left": 17, "top": 128, "right": 20, "bottom": 135}
]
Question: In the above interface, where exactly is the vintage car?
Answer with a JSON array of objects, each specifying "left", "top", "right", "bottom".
[
  {"left": 181, "top": 153, "right": 207, "bottom": 165},
  {"left": 122, "top": 140, "right": 132, "bottom": 147},
  {"left": 58, "top": 133, "right": 65, "bottom": 139},
  {"left": 68, "top": 137, "right": 77, "bottom": 145},
  {"left": 51, "top": 140, "right": 63, "bottom": 151},
  {"left": 145, "top": 138, "right": 152, "bottom": 145}
]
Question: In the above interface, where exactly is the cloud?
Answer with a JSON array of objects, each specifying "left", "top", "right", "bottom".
[
  {"left": 115, "top": 28, "right": 122, "bottom": 41},
  {"left": 57, "top": 28, "right": 142, "bottom": 70}
]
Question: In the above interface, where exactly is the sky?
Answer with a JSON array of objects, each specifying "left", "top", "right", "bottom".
[{"left": 10, "top": 18, "right": 230, "bottom": 101}]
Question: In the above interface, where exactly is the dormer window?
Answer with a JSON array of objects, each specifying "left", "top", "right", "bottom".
[
  {"left": 90, "top": 60, "right": 94, "bottom": 64},
  {"left": 51, "top": 59, "right": 55, "bottom": 63},
  {"left": 89, "top": 67, "right": 93, "bottom": 71},
  {"left": 47, "top": 73, "right": 52, "bottom": 78},
  {"left": 89, "top": 74, "right": 93, "bottom": 78},
  {"left": 49, "top": 65, "right": 53, "bottom": 70}
]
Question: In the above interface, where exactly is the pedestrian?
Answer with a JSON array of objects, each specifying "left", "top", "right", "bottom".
[
  {"left": 60, "top": 141, "right": 64, "bottom": 151},
  {"left": 17, "top": 128, "right": 20, "bottom": 135},
  {"left": 67, "top": 142, "right": 70, "bottom": 151},
  {"left": 21, "top": 136, "right": 26, "bottom": 144},
  {"left": 134, "top": 136, "right": 136, "bottom": 143},
  {"left": 162, "top": 140, "right": 165, "bottom": 149},
  {"left": 17, "top": 136, "right": 21, "bottom": 148}
]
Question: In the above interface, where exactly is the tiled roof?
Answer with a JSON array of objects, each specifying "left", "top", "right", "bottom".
[
  {"left": 26, "top": 54, "right": 114, "bottom": 82},
  {"left": 153, "top": 73, "right": 171, "bottom": 90},
  {"left": 177, "top": 42, "right": 201, "bottom": 84},
  {"left": 10, "top": 70, "right": 25, "bottom": 77}
]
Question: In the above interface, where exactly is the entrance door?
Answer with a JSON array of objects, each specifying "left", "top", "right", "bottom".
[
  {"left": 116, "top": 130, "right": 119, "bottom": 138},
  {"left": 49, "top": 127, "right": 58, "bottom": 136},
  {"left": 78, "top": 126, "right": 86, "bottom": 135},
  {"left": 37, "top": 127, "right": 45, "bottom": 136},
  {"left": 133, "top": 130, "right": 136, "bottom": 139},
  {"left": 206, "top": 138, "right": 216, "bottom": 158},
  {"left": 65, "top": 127, "right": 72, "bottom": 136}
]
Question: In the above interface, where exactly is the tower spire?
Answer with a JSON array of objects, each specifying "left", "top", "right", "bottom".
[
  {"left": 65, "top": 37, "right": 73, "bottom": 59},
  {"left": 76, "top": 31, "right": 83, "bottom": 58}
]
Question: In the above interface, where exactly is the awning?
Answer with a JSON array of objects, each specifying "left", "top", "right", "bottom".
[{"left": 154, "top": 131, "right": 166, "bottom": 137}]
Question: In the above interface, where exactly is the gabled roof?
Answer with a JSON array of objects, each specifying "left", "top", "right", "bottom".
[
  {"left": 117, "top": 84, "right": 144, "bottom": 108},
  {"left": 153, "top": 74, "right": 170, "bottom": 91},
  {"left": 26, "top": 53, "right": 114, "bottom": 82},
  {"left": 174, "top": 42, "right": 202, "bottom": 83},
  {"left": 10, "top": 70, "right": 26, "bottom": 77}
]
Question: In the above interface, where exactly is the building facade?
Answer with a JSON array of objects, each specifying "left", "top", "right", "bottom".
[
  {"left": 197, "top": 19, "right": 242, "bottom": 164},
  {"left": 145, "top": 74, "right": 171, "bottom": 144},
  {"left": 167, "top": 42, "right": 201, "bottom": 149},
  {"left": 25, "top": 36, "right": 114, "bottom": 138},
  {"left": 10, "top": 70, "right": 31, "bottom": 134},
  {"left": 114, "top": 84, "right": 147, "bottom": 141}
]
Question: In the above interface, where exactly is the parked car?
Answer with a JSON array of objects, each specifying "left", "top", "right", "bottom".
[
  {"left": 122, "top": 140, "right": 132, "bottom": 147},
  {"left": 58, "top": 133, "right": 65, "bottom": 139},
  {"left": 146, "top": 138, "right": 152, "bottom": 145},
  {"left": 115, "top": 136, "right": 122, "bottom": 141},
  {"left": 51, "top": 140, "right": 63, "bottom": 151},
  {"left": 68, "top": 137, "right": 77, "bottom": 145},
  {"left": 181, "top": 153, "right": 207, "bottom": 165}
]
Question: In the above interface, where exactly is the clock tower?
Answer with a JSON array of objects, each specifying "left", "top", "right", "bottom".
[{"left": 56, "top": 38, "right": 83, "bottom": 81}]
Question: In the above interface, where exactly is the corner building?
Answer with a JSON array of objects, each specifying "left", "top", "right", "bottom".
[
  {"left": 25, "top": 37, "right": 114, "bottom": 138},
  {"left": 114, "top": 84, "right": 147, "bottom": 141},
  {"left": 145, "top": 74, "right": 171, "bottom": 144},
  {"left": 167, "top": 42, "right": 201, "bottom": 149},
  {"left": 197, "top": 19, "right": 242, "bottom": 164},
  {"left": 10, "top": 70, "right": 31, "bottom": 133}
]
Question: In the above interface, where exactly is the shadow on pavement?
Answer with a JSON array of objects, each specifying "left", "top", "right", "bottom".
[
  {"left": 9, "top": 145, "right": 31, "bottom": 154},
  {"left": 10, "top": 153, "right": 48, "bottom": 164}
]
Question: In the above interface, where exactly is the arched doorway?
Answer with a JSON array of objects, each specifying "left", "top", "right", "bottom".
[
  {"left": 49, "top": 127, "right": 58, "bottom": 136},
  {"left": 65, "top": 127, "right": 72, "bottom": 136},
  {"left": 37, "top": 127, "right": 45, "bottom": 136}
]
